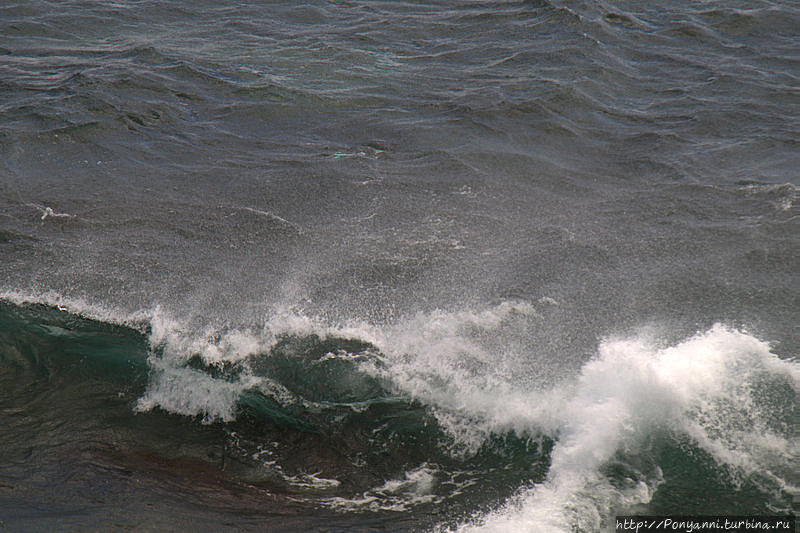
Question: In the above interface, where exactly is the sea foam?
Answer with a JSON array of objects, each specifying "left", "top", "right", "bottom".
[
  {"left": 2, "top": 291, "right": 795, "bottom": 530},
  {"left": 448, "top": 326, "right": 798, "bottom": 532},
  {"left": 129, "top": 299, "right": 797, "bottom": 531}
]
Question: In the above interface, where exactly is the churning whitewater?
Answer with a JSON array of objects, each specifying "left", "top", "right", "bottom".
[
  {"left": 1, "top": 0, "right": 798, "bottom": 530},
  {"left": 1, "top": 290, "right": 797, "bottom": 531}
]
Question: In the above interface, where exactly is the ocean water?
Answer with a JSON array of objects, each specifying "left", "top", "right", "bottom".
[{"left": 0, "top": 0, "right": 797, "bottom": 531}]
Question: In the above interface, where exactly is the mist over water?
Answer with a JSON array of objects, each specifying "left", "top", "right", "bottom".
[{"left": 1, "top": 0, "right": 798, "bottom": 531}]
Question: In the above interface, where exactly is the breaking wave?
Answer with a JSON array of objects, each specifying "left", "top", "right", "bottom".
[{"left": 0, "top": 292, "right": 796, "bottom": 531}]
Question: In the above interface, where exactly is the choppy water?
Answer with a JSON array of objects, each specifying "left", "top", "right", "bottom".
[{"left": 1, "top": 0, "right": 798, "bottom": 531}]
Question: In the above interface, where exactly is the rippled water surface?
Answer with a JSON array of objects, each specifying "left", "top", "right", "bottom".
[{"left": 1, "top": 0, "right": 798, "bottom": 531}]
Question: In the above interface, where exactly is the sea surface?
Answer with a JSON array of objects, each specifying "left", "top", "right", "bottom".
[{"left": 0, "top": 0, "right": 798, "bottom": 531}]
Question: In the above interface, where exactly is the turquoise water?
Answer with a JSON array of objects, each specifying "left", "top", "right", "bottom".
[{"left": 0, "top": 300, "right": 796, "bottom": 531}]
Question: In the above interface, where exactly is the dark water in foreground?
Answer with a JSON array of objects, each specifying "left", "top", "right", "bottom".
[
  {"left": 1, "top": 0, "right": 798, "bottom": 531},
  {"left": 1, "top": 301, "right": 796, "bottom": 531}
]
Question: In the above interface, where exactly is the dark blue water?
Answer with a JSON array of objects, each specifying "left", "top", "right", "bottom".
[{"left": 1, "top": 1, "right": 797, "bottom": 531}]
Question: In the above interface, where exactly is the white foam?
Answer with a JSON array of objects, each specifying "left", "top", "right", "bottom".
[
  {"left": 0, "top": 290, "right": 261, "bottom": 423},
  {"left": 0, "top": 288, "right": 151, "bottom": 328},
  {"left": 354, "top": 301, "right": 562, "bottom": 452},
  {"left": 4, "top": 290, "right": 795, "bottom": 528},
  {"left": 133, "top": 300, "right": 551, "bottom": 445},
  {"left": 134, "top": 305, "right": 349, "bottom": 422},
  {"left": 319, "top": 463, "right": 440, "bottom": 512},
  {"left": 445, "top": 326, "right": 798, "bottom": 532},
  {"left": 147, "top": 310, "right": 276, "bottom": 365},
  {"left": 283, "top": 472, "right": 342, "bottom": 491},
  {"left": 22, "top": 202, "right": 76, "bottom": 221},
  {"left": 40, "top": 206, "right": 76, "bottom": 220},
  {"left": 134, "top": 361, "right": 261, "bottom": 423}
]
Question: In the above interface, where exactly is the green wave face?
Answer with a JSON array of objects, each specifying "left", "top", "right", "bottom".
[
  {"left": 1, "top": 301, "right": 796, "bottom": 531},
  {"left": 0, "top": 301, "right": 553, "bottom": 528}
]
